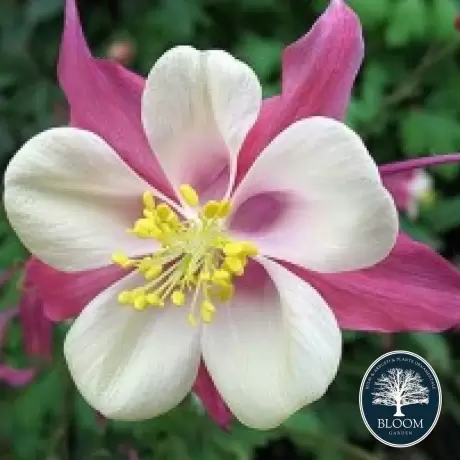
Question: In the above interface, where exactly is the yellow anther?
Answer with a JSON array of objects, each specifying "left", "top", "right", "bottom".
[
  {"left": 168, "top": 213, "right": 180, "bottom": 226},
  {"left": 138, "top": 257, "right": 152, "bottom": 273},
  {"left": 160, "top": 222, "right": 173, "bottom": 236},
  {"left": 134, "top": 220, "right": 164, "bottom": 239},
  {"left": 217, "top": 200, "right": 232, "bottom": 218},
  {"left": 187, "top": 312, "right": 197, "bottom": 326},
  {"left": 217, "top": 283, "right": 234, "bottom": 302},
  {"left": 212, "top": 269, "right": 231, "bottom": 284},
  {"left": 132, "top": 219, "right": 154, "bottom": 238},
  {"left": 224, "top": 256, "right": 244, "bottom": 275},
  {"left": 223, "top": 242, "right": 243, "bottom": 256},
  {"left": 241, "top": 241, "right": 259, "bottom": 256},
  {"left": 117, "top": 190, "right": 260, "bottom": 322},
  {"left": 118, "top": 291, "right": 132, "bottom": 304},
  {"left": 199, "top": 271, "right": 211, "bottom": 281},
  {"left": 201, "top": 309, "right": 214, "bottom": 323},
  {"left": 156, "top": 203, "right": 173, "bottom": 221},
  {"left": 131, "top": 287, "right": 146, "bottom": 298},
  {"left": 171, "top": 290, "right": 185, "bottom": 306},
  {"left": 150, "top": 225, "right": 164, "bottom": 239},
  {"left": 112, "top": 251, "right": 132, "bottom": 268},
  {"left": 134, "top": 296, "right": 147, "bottom": 311},
  {"left": 146, "top": 292, "right": 163, "bottom": 307},
  {"left": 145, "top": 264, "right": 163, "bottom": 280},
  {"left": 143, "top": 191, "right": 156, "bottom": 210},
  {"left": 201, "top": 300, "right": 215, "bottom": 313},
  {"left": 143, "top": 209, "right": 155, "bottom": 218},
  {"left": 179, "top": 184, "right": 199, "bottom": 207},
  {"left": 165, "top": 212, "right": 179, "bottom": 225},
  {"left": 203, "top": 200, "right": 219, "bottom": 219}
]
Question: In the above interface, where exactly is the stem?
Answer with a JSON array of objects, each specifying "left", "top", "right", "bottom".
[
  {"left": 55, "top": 324, "right": 77, "bottom": 460},
  {"left": 383, "top": 40, "right": 460, "bottom": 108},
  {"left": 61, "top": 358, "right": 74, "bottom": 460}
]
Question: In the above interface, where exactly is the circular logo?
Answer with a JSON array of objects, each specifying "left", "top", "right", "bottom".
[{"left": 359, "top": 350, "right": 442, "bottom": 448}]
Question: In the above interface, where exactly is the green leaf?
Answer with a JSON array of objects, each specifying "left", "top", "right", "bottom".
[
  {"left": 423, "top": 197, "right": 460, "bottom": 232},
  {"left": 409, "top": 333, "right": 451, "bottom": 373},
  {"left": 429, "top": 0, "right": 458, "bottom": 41},
  {"left": 348, "top": 0, "right": 388, "bottom": 27},
  {"left": 399, "top": 215, "right": 442, "bottom": 249},
  {"left": 386, "top": 0, "right": 427, "bottom": 47},
  {"left": 348, "top": 61, "right": 389, "bottom": 125},
  {"left": 401, "top": 110, "right": 460, "bottom": 156},
  {"left": 236, "top": 35, "right": 283, "bottom": 82},
  {"left": 26, "top": 0, "right": 62, "bottom": 26},
  {"left": 283, "top": 409, "right": 322, "bottom": 433},
  {"left": 154, "top": 0, "right": 206, "bottom": 40}
]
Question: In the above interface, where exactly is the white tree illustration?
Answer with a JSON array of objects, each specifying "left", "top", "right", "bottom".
[{"left": 371, "top": 368, "right": 429, "bottom": 417}]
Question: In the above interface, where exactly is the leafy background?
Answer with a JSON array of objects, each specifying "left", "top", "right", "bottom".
[{"left": 1, "top": 0, "right": 460, "bottom": 458}]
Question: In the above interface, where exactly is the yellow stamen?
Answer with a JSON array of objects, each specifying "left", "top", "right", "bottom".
[
  {"left": 201, "top": 309, "right": 214, "bottom": 323},
  {"left": 201, "top": 299, "right": 215, "bottom": 313},
  {"left": 199, "top": 271, "right": 211, "bottom": 281},
  {"left": 131, "top": 287, "right": 145, "bottom": 299},
  {"left": 113, "top": 185, "right": 259, "bottom": 325},
  {"left": 112, "top": 251, "right": 132, "bottom": 268},
  {"left": 203, "top": 200, "right": 220, "bottom": 219},
  {"left": 145, "top": 264, "right": 163, "bottom": 280},
  {"left": 171, "top": 290, "right": 185, "bottom": 306},
  {"left": 216, "top": 283, "right": 234, "bottom": 302},
  {"left": 223, "top": 242, "right": 243, "bottom": 256},
  {"left": 217, "top": 200, "right": 232, "bottom": 218},
  {"left": 156, "top": 203, "right": 173, "bottom": 221},
  {"left": 179, "top": 184, "right": 199, "bottom": 207},
  {"left": 160, "top": 223, "right": 173, "bottom": 236},
  {"left": 212, "top": 269, "right": 231, "bottom": 284},
  {"left": 138, "top": 257, "right": 153, "bottom": 273},
  {"left": 134, "top": 296, "right": 147, "bottom": 311},
  {"left": 118, "top": 291, "right": 132, "bottom": 304},
  {"left": 241, "top": 241, "right": 259, "bottom": 256},
  {"left": 143, "top": 191, "right": 156, "bottom": 210},
  {"left": 187, "top": 312, "right": 197, "bottom": 327},
  {"left": 146, "top": 292, "right": 162, "bottom": 306},
  {"left": 224, "top": 256, "right": 244, "bottom": 275}
]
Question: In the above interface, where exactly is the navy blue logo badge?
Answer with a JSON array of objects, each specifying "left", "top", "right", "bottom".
[{"left": 359, "top": 350, "right": 442, "bottom": 448}]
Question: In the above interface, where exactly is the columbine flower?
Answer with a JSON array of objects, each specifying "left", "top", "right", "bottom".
[
  {"left": 10, "top": 0, "right": 460, "bottom": 428},
  {"left": 4, "top": 40, "right": 398, "bottom": 428},
  {"left": 382, "top": 169, "right": 434, "bottom": 219}
]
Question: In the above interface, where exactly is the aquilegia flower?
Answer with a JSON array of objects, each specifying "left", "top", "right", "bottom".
[
  {"left": 4, "top": 42, "right": 398, "bottom": 427},
  {"left": 7, "top": 0, "right": 460, "bottom": 430}
]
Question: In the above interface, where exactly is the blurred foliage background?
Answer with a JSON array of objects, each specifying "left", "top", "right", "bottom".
[{"left": 1, "top": 0, "right": 460, "bottom": 459}]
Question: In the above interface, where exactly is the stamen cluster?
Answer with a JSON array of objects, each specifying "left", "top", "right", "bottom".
[{"left": 112, "top": 185, "right": 258, "bottom": 325}]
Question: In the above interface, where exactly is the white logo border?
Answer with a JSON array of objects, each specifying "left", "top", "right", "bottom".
[{"left": 359, "top": 350, "right": 442, "bottom": 449}]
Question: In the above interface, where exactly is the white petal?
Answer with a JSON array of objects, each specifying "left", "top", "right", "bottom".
[
  {"left": 230, "top": 117, "right": 398, "bottom": 273},
  {"left": 64, "top": 272, "right": 201, "bottom": 420},
  {"left": 201, "top": 257, "right": 341, "bottom": 429},
  {"left": 4, "top": 127, "right": 177, "bottom": 271},
  {"left": 142, "top": 46, "right": 262, "bottom": 200}
]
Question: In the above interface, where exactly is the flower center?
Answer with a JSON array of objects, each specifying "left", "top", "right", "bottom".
[{"left": 111, "top": 185, "right": 258, "bottom": 325}]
